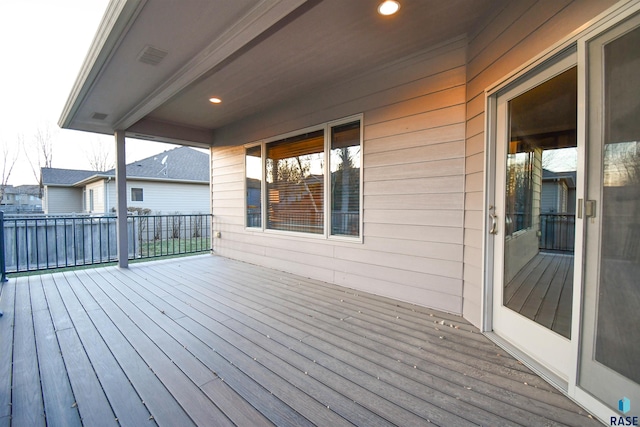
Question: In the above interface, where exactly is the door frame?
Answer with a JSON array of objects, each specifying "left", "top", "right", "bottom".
[
  {"left": 481, "top": 0, "right": 640, "bottom": 423},
  {"left": 483, "top": 43, "right": 584, "bottom": 393},
  {"left": 490, "top": 50, "right": 577, "bottom": 388}
]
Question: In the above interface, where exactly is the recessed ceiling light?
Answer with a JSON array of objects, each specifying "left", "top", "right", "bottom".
[
  {"left": 378, "top": 0, "right": 400, "bottom": 16},
  {"left": 209, "top": 97, "right": 222, "bottom": 104}
]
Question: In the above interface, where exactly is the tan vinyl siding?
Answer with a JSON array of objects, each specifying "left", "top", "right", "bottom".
[
  {"left": 44, "top": 187, "right": 84, "bottom": 214},
  {"left": 211, "top": 38, "right": 467, "bottom": 314},
  {"left": 462, "top": 0, "right": 617, "bottom": 326},
  {"left": 121, "top": 180, "right": 210, "bottom": 214},
  {"left": 85, "top": 180, "right": 105, "bottom": 213}
]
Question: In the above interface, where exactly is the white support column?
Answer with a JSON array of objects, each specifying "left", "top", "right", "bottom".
[{"left": 115, "top": 130, "right": 129, "bottom": 268}]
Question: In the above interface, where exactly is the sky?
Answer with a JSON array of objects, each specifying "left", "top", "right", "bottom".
[{"left": 0, "top": 0, "right": 185, "bottom": 186}]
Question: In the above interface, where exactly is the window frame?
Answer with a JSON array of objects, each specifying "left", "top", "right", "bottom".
[
  {"left": 244, "top": 143, "right": 263, "bottom": 229},
  {"left": 131, "top": 187, "right": 144, "bottom": 202},
  {"left": 243, "top": 114, "right": 363, "bottom": 242}
]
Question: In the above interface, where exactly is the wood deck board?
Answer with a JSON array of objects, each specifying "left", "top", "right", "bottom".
[
  {"left": 220, "top": 318, "right": 427, "bottom": 427},
  {"left": 30, "top": 275, "right": 82, "bottom": 427},
  {"left": 68, "top": 271, "right": 195, "bottom": 427},
  {"left": 505, "top": 252, "right": 574, "bottom": 339},
  {"left": 55, "top": 329, "right": 119, "bottom": 427},
  {"left": 172, "top": 259, "right": 543, "bottom": 384},
  {"left": 79, "top": 269, "right": 234, "bottom": 427},
  {"left": 506, "top": 254, "right": 555, "bottom": 311},
  {"left": 553, "top": 262, "right": 574, "bottom": 338},
  {"left": 3, "top": 254, "right": 600, "bottom": 426},
  {"left": 158, "top": 258, "right": 584, "bottom": 419},
  {"left": 144, "top": 270, "right": 362, "bottom": 427},
  {"left": 11, "top": 276, "right": 45, "bottom": 427},
  {"left": 159, "top": 259, "right": 572, "bottom": 402},
  {"left": 54, "top": 272, "right": 155, "bottom": 427},
  {"left": 220, "top": 260, "right": 489, "bottom": 346},
  {"left": 535, "top": 255, "right": 570, "bottom": 329},
  {"left": 519, "top": 255, "right": 563, "bottom": 319},
  {"left": 94, "top": 270, "right": 279, "bottom": 427},
  {"left": 503, "top": 253, "right": 547, "bottom": 303},
  {"left": 127, "top": 264, "right": 480, "bottom": 425},
  {"left": 163, "top": 259, "right": 519, "bottom": 372},
  {"left": 0, "top": 278, "right": 16, "bottom": 424},
  {"left": 133, "top": 263, "right": 526, "bottom": 424},
  {"left": 116, "top": 267, "right": 312, "bottom": 427},
  {"left": 219, "top": 273, "right": 544, "bottom": 389}
]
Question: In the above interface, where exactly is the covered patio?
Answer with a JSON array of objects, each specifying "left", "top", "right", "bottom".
[{"left": 0, "top": 255, "right": 598, "bottom": 426}]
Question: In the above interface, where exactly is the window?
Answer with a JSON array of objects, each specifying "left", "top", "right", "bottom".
[
  {"left": 131, "top": 188, "right": 143, "bottom": 202},
  {"left": 245, "top": 145, "right": 262, "bottom": 227},
  {"left": 89, "top": 189, "right": 94, "bottom": 211},
  {"left": 504, "top": 142, "right": 535, "bottom": 235},
  {"left": 246, "top": 116, "right": 362, "bottom": 238},
  {"left": 330, "top": 121, "right": 361, "bottom": 236},
  {"left": 267, "top": 129, "right": 325, "bottom": 234}
]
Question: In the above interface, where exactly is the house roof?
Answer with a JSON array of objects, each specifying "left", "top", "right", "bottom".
[
  {"left": 542, "top": 169, "right": 577, "bottom": 188},
  {"left": 59, "top": 0, "right": 498, "bottom": 146},
  {"left": 42, "top": 146, "right": 209, "bottom": 186},
  {"left": 41, "top": 168, "right": 97, "bottom": 186},
  {"left": 104, "top": 146, "right": 210, "bottom": 182},
  {"left": 2, "top": 185, "right": 41, "bottom": 196}
]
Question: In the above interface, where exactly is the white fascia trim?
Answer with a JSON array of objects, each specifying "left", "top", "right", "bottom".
[
  {"left": 123, "top": 177, "right": 210, "bottom": 185},
  {"left": 58, "top": 0, "right": 147, "bottom": 129},
  {"left": 73, "top": 174, "right": 112, "bottom": 188},
  {"left": 114, "top": 0, "right": 309, "bottom": 131}
]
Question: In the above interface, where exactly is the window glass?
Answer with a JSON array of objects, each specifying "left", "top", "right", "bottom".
[
  {"left": 594, "top": 24, "right": 640, "bottom": 383},
  {"left": 131, "top": 188, "right": 143, "bottom": 202},
  {"left": 330, "top": 121, "right": 360, "bottom": 236},
  {"left": 504, "top": 143, "right": 535, "bottom": 235},
  {"left": 266, "top": 130, "right": 325, "bottom": 234},
  {"left": 246, "top": 145, "right": 262, "bottom": 227}
]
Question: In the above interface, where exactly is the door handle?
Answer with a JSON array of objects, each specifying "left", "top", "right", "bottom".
[
  {"left": 489, "top": 205, "right": 498, "bottom": 235},
  {"left": 577, "top": 199, "right": 597, "bottom": 219},
  {"left": 585, "top": 200, "right": 596, "bottom": 218}
]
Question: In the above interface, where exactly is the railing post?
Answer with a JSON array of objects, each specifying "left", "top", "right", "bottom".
[
  {"left": 0, "top": 211, "right": 6, "bottom": 317},
  {"left": 115, "top": 130, "right": 129, "bottom": 268},
  {"left": 1, "top": 211, "right": 6, "bottom": 283}
]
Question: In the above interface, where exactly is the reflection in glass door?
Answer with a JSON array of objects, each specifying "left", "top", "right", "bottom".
[
  {"left": 491, "top": 53, "right": 578, "bottom": 383},
  {"left": 503, "top": 67, "right": 578, "bottom": 339},
  {"left": 581, "top": 13, "right": 640, "bottom": 411}
]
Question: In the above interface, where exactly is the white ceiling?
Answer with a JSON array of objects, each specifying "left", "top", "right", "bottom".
[{"left": 61, "top": 0, "right": 498, "bottom": 146}]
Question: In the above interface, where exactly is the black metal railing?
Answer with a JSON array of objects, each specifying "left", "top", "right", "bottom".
[
  {"left": 130, "top": 214, "right": 212, "bottom": 260},
  {"left": 539, "top": 213, "right": 575, "bottom": 252},
  {"left": 0, "top": 213, "right": 212, "bottom": 275}
]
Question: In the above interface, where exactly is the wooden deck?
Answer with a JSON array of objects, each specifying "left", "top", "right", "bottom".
[
  {"left": 0, "top": 254, "right": 599, "bottom": 426},
  {"left": 504, "top": 252, "right": 574, "bottom": 339}
]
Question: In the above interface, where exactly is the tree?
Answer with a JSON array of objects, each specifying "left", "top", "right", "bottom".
[
  {"left": 25, "top": 123, "right": 55, "bottom": 182},
  {"left": 0, "top": 136, "right": 20, "bottom": 204},
  {"left": 86, "top": 138, "right": 114, "bottom": 171}
]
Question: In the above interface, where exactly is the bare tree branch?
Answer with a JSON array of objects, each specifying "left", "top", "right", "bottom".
[
  {"left": 0, "top": 136, "right": 21, "bottom": 203},
  {"left": 86, "top": 138, "right": 114, "bottom": 171},
  {"left": 25, "top": 123, "right": 56, "bottom": 182}
]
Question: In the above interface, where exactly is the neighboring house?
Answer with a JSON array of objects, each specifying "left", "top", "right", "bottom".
[
  {"left": 41, "top": 147, "right": 209, "bottom": 214},
  {"left": 41, "top": 168, "right": 96, "bottom": 214},
  {"left": 0, "top": 185, "right": 43, "bottom": 213},
  {"left": 541, "top": 169, "right": 577, "bottom": 214},
  {"left": 58, "top": 0, "right": 640, "bottom": 421}
]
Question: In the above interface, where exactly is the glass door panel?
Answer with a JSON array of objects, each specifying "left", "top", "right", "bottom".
[
  {"left": 581, "top": 12, "right": 640, "bottom": 411},
  {"left": 503, "top": 67, "right": 578, "bottom": 339},
  {"left": 491, "top": 52, "right": 577, "bottom": 383}
]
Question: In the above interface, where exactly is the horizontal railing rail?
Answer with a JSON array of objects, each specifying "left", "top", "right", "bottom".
[{"left": 1, "top": 213, "right": 212, "bottom": 275}]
